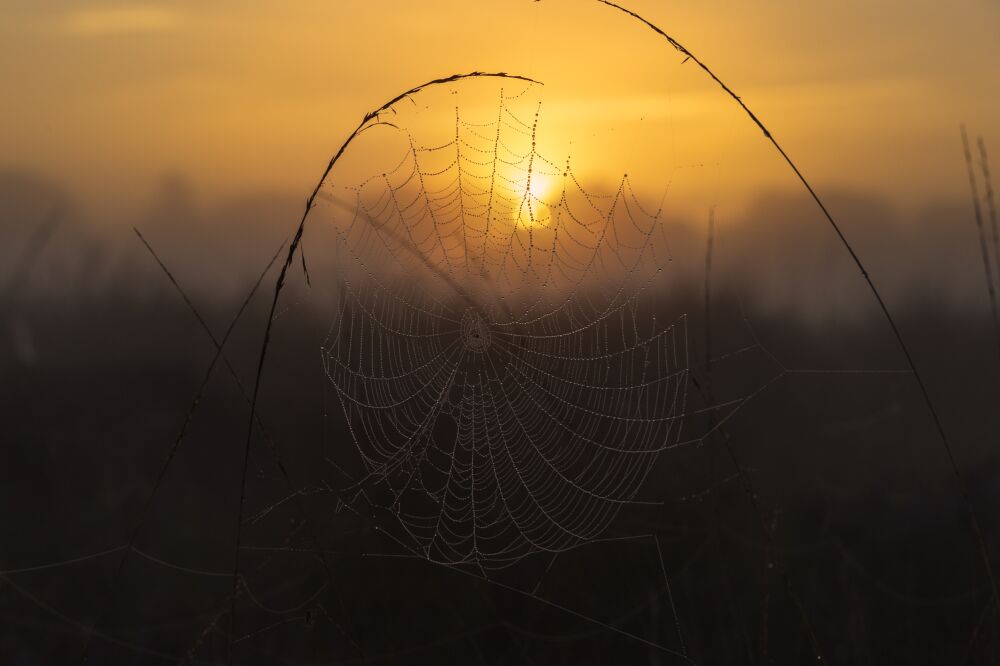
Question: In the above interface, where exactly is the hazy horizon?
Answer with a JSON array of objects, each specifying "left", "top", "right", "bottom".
[{"left": 2, "top": 0, "right": 999, "bottom": 219}]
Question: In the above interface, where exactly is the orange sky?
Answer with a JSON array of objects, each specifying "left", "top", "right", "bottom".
[{"left": 2, "top": 0, "right": 999, "bottom": 221}]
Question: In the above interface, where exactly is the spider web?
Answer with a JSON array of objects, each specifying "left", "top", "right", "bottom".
[{"left": 316, "top": 90, "right": 690, "bottom": 570}]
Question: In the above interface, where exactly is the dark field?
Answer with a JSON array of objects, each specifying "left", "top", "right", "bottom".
[{"left": 3, "top": 174, "right": 1000, "bottom": 663}]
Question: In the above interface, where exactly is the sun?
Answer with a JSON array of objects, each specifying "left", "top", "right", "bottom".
[
  {"left": 515, "top": 173, "right": 559, "bottom": 228},
  {"left": 529, "top": 173, "right": 557, "bottom": 202}
]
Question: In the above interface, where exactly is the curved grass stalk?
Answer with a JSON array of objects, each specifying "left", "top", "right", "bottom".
[
  {"left": 229, "top": 70, "right": 540, "bottom": 665},
  {"left": 595, "top": 0, "right": 1000, "bottom": 659}
]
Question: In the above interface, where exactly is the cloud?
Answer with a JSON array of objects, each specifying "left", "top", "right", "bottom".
[{"left": 58, "top": 6, "right": 181, "bottom": 36}]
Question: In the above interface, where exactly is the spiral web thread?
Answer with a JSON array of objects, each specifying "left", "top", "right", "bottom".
[{"left": 319, "top": 90, "right": 689, "bottom": 569}]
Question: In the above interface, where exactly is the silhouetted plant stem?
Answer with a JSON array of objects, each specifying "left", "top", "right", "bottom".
[
  {"left": 704, "top": 206, "right": 715, "bottom": 388},
  {"left": 978, "top": 137, "right": 1000, "bottom": 298},
  {"left": 229, "top": 71, "right": 539, "bottom": 665},
  {"left": 76, "top": 230, "right": 284, "bottom": 664},
  {"left": 596, "top": 0, "right": 1000, "bottom": 644},
  {"left": 135, "top": 230, "right": 366, "bottom": 659},
  {"left": 961, "top": 125, "right": 1000, "bottom": 359}
]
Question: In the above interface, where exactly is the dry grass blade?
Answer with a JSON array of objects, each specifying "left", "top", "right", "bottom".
[
  {"left": 229, "top": 70, "right": 541, "bottom": 665},
  {"left": 136, "top": 230, "right": 365, "bottom": 657},
  {"left": 595, "top": 1, "right": 1000, "bottom": 649},
  {"left": 704, "top": 206, "right": 715, "bottom": 381},
  {"left": 961, "top": 125, "right": 1000, "bottom": 359},
  {"left": 979, "top": 136, "right": 1000, "bottom": 294},
  {"left": 75, "top": 229, "right": 285, "bottom": 664}
]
